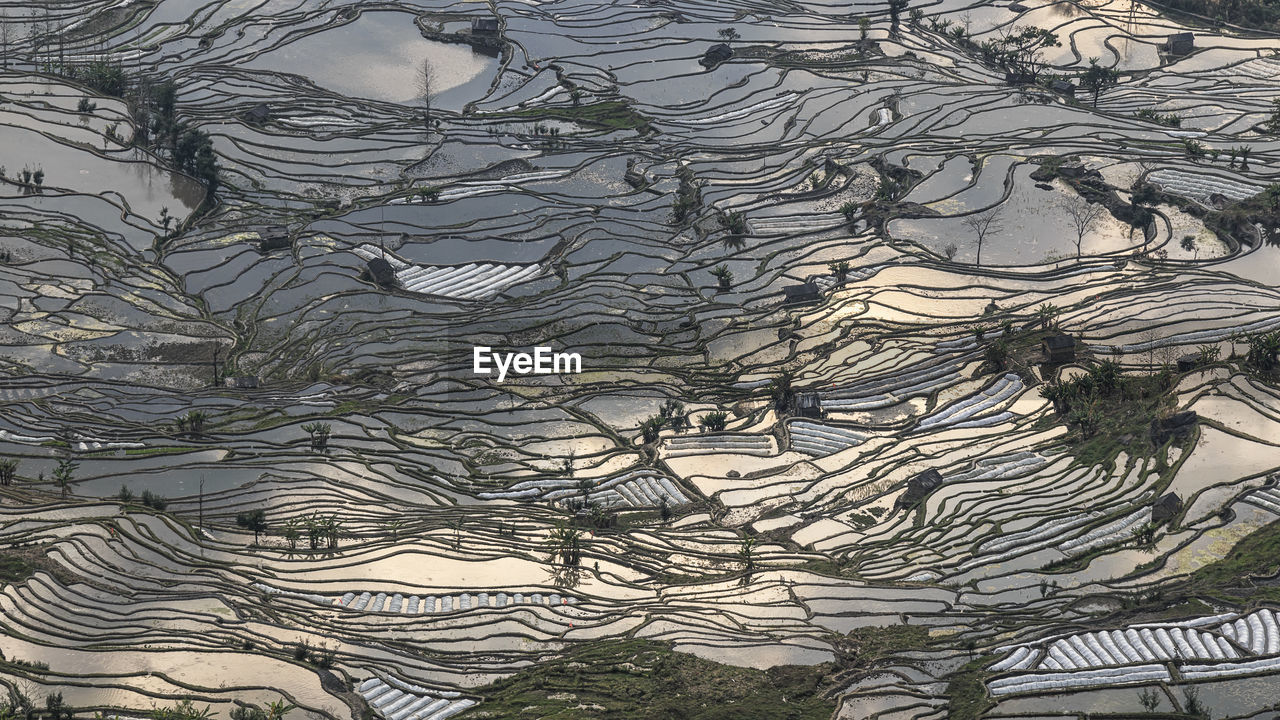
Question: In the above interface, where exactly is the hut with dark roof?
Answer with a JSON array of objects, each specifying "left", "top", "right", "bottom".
[
  {"left": 1160, "top": 32, "right": 1194, "bottom": 56},
  {"left": 700, "top": 43, "right": 734, "bottom": 67},
  {"left": 471, "top": 17, "right": 499, "bottom": 35},
  {"left": 896, "top": 468, "right": 944, "bottom": 510},
  {"left": 783, "top": 283, "right": 821, "bottom": 306},
  {"left": 1041, "top": 334, "right": 1076, "bottom": 363},
  {"left": 795, "top": 392, "right": 823, "bottom": 419},
  {"left": 244, "top": 103, "right": 270, "bottom": 125},
  {"left": 364, "top": 257, "right": 396, "bottom": 288},
  {"left": 1152, "top": 492, "right": 1183, "bottom": 525}
]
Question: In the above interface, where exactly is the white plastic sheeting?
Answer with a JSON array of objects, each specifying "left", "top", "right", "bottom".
[
  {"left": 478, "top": 469, "right": 690, "bottom": 507},
  {"left": 915, "top": 374, "right": 1023, "bottom": 431},
  {"left": 359, "top": 677, "right": 475, "bottom": 720},
  {"left": 989, "top": 664, "right": 1170, "bottom": 696},
  {"left": 788, "top": 420, "right": 869, "bottom": 456},
  {"left": 351, "top": 244, "right": 543, "bottom": 301},
  {"left": 1057, "top": 507, "right": 1152, "bottom": 557},
  {"left": 663, "top": 433, "right": 774, "bottom": 457}
]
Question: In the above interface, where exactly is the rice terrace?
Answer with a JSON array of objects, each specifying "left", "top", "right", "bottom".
[{"left": 1, "top": 0, "right": 1280, "bottom": 717}]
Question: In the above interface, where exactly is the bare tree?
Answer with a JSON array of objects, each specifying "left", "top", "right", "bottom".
[
  {"left": 1137, "top": 330, "right": 1159, "bottom": 370},
  {"left": 0, "top": 12, "right": 11, "bottom": 70},
  {"left": 419, "top": 58, "right": 435, "bottom": 127},
  {"left": 1061, "top": 194, "right": 1106, "bottom": 258},
  {"left": 962, "top": 207, "right": 1004, "bottom": 267}
]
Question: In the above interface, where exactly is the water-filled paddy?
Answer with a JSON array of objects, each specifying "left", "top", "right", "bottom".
[{"left": 242, "top": 11, "right": 499, "bottom": 109}]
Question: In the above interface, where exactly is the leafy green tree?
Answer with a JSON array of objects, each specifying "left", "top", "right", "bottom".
[
  {"left": 43, "top": 693, "right": 71, "bottom": 720},
  {"left": 282, "top": 517, "right": 301, "bottom": 550},
  {"left": 1039, "top": 381, "right": 1067, "bottom": 416},
  {"left": 141, "top": 489, "right": 167, "bottom": 510},
  {"left": 301, "top": 422, "right": 331, "bottom": 451},
  {"left": 888, "top": 0, "right": 909, "bottom": 26},
  {"left": 1244, "top": 331, "right": 1280, "bottom": 373},
  {"left": 740, "top": 536, "right": 757, "bottom": 572},
  {"left": 53, "top": 454, "right": 77, "bottom": 497},
  {"left": 699, "top": 411, "right": 729, "bottom": 432},
  {"left": 994, "top": 26, "right": 1061, "bottom": 81},
  {"left": 236, "top": 508, "right": 268, "bottom": 544},
  {"left": 0, "top": 457, "right": 16, "bottom": 486},
  {"left": 1182, "top": 687, "right": 1208, "bottom": 718},
  {"left": 711, "top": 264, "right": 733, "bottom": 289},
  {"left": 769, "top": 371, "right": 795, "bottom": 413},
  {"left": 322, "top": 516, "right": 343, "bottom": 549},
  {"left": 828, "top": 260, "right": 851, "bottom": 283},
  {"left": 838, "top": 201, "right": 860, "bottom": 225},
  {"left": 640, "top": 415, "right": 666, "bottom": 443},
  {"left": 1265, "top": 183, "right": 1280, "bottom": 211},
  {"left": 984, "top": 338, "right": 1010, "bottom": 371},
  {"left": 155, "top": 700, "right": 214, "bottom": 720},
  {"left": 1079, "top": 57, "right": 1118, "bottom": 105},
  {"left": 672, "top": 164, "right": 701, "bottom": 225},
  {"left": 183, "top": 409, "right": 207, "bottom": 434},
  {"left": 71, "top": 60, "right": 129, "bottom": 96},
  {"left": 659, "top": 400, "right": 687, "bottom": 432},
  {"left": 265, "top": 700, "right": 295, "bottom": 720},
  {"left": 1089, "top": 360, "right": 1122, "bottom": 392},
  {"left": 1129, "top": 181, "right": 1159, "bottom": 244},
  {"left": 546, "top": 524, "right": 582, "bottom": 566}
]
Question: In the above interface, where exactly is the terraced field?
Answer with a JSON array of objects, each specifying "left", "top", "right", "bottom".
[{"left": 1, "top": 0, "right": 1280, "bottom": 718}]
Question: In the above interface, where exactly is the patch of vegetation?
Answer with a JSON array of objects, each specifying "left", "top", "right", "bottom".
[
  {"left": 463, "top": 639, "right": 836, "bottom": 720},
  {"left": 1180, "top": 518, "right": 1280, "bottom": 600},
  {"left": 118, "top": 486, "right": 169, "bottom": 511},
  {"left": 835, "top": 624, "right": 931, "bottom": 664},
  {"left": 1209, "top": 182, "right": 1280, "bottom": 247},
  {"left": 1150, "top": 0, "right": 1280, "bottom": 33},
  {"left": 0, "top": 545, "right": 79, "bottom": 586},
  {"left": 1136, "top": 108, "right": 1182, "bottom": 127},
  {"left": 123, "top": 446, "right": 196, "bottom": 457},
  {"left": 0, "top": 554, "right": 35, "bottom": 584},
  {"left": 944, "top": 656, "right": 995, "bottom": 720},
  {"left": 786, "top": 557, "right": 852, "bottom": 577},
  {"left": 2, "top": 657, "right": 50, "bottom": 672},
  {"left": 1039, "top": 363, "right": 1178, "bottom": 460},
  {"left": 497, "top": 100, "right": 650, "bottom": 132},
  {"left": 857, "top": 155, "right": 930, "bottom": 231},
  {"left": 44, "top": 61, "right": 220, "bottom": 211}
]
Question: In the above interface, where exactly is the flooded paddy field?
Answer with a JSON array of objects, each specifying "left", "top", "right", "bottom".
[{"left": 1, "top": 0, "right": 1280, "bottom": 717}]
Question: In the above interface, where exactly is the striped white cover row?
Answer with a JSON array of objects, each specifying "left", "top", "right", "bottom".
[{"left": 352, "top": 244, "right": 542, "bottom": 300}]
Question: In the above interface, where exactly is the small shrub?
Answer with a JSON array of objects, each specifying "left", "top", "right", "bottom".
[{"left": 140, "top": 489, "right": 167, "bottom": 511}]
